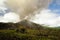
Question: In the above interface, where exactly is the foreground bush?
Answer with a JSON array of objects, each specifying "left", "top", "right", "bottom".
[{"left": 0, "top": 29, "right": 60, "bottom": 40}]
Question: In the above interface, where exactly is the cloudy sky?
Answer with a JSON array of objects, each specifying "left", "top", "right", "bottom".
[
  {"left": 0, "top": 0, "right": 51, "bottom": 23},
  {"left": 29, "top": 0, "right": 60, "bottom": 27},
  {"left": 0, "top": 0, "right": 20, "bottom": 23},
  {"left": 0, "top": 0, "right": 60, "bottom": 27}
]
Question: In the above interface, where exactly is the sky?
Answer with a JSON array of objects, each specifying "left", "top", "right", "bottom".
[
  {"left": 49, "top": 0, "right": 60, "bottom": 14},
  {"left": 0, "top": 0, "right": 51, "bottom": 23},
  {"left": 0, "top": 0, "right": 20, "bottom": 23},
  {"left": 29, "top": 9, "right": 60, "bottom": 27},
  {"left": 29, "top": 0, "right": 60, "bottom": 27},
  {"left": 6, "top": 0, "right": 51, "bottom": 19},
  {"left": 49, "top": 0, "right": 60, "bottom": 10},
  {"left": 0, "top": 0, "right": 60, "bottom": 27}
]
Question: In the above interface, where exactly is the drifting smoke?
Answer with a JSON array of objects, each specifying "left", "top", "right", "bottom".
[{"left": 6, "top": 0, "right": 52, "bottom": 19}]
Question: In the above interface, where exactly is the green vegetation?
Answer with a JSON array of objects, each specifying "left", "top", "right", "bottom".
[
  {"left": 0, "top": 21, "right": 60, "bottom": 40},
  {"left": 0, "top": 27, "right": 60, "bottom": 40}
]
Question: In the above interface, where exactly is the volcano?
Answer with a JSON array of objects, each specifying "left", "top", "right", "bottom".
[{"left": 0, "top": 20, "right": 44, "bottom": 29}]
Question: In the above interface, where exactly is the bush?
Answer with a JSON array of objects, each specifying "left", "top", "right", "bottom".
[{"left": 16, "top": 28, "right": 27, "bottom": 33}]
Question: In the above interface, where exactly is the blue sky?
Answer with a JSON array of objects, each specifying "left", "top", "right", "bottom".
[{"left": 48, "top": 0, "right": 60, "bottom": 14}]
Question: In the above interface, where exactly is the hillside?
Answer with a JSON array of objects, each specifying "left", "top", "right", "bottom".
[
  {"left": 0, "top": 20, "right": 44, "bottom": 29},
  {"left": 0, "top": 20, "right": 60, "bottom": 40}
]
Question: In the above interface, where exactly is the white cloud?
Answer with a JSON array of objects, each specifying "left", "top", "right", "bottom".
[
  {"left": 0, "top": 12, "right": 20, "bottom": 23},
  {"left": 29, "top": 9, "right": 60, "bottom": 27}
]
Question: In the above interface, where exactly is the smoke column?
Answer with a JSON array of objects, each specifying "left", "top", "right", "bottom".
[{"left": 6, "top": 0, "right": 52, "bottom": 20}]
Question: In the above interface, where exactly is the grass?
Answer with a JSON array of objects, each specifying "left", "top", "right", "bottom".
[
  {"left": 0, "top": 28, "right": 60, "bottom": 40},
  {"left": 0, "top": 25, "right": 60, "bottom": 40}
]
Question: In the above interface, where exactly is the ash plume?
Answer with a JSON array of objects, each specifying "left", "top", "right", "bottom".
[{"left": 6, "top": 0, "right": 52, "bottom": 20}]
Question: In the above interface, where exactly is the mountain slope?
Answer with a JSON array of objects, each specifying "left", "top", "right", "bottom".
[{"left": 0, "top": 20, "right": 44, "bottom": 29}]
